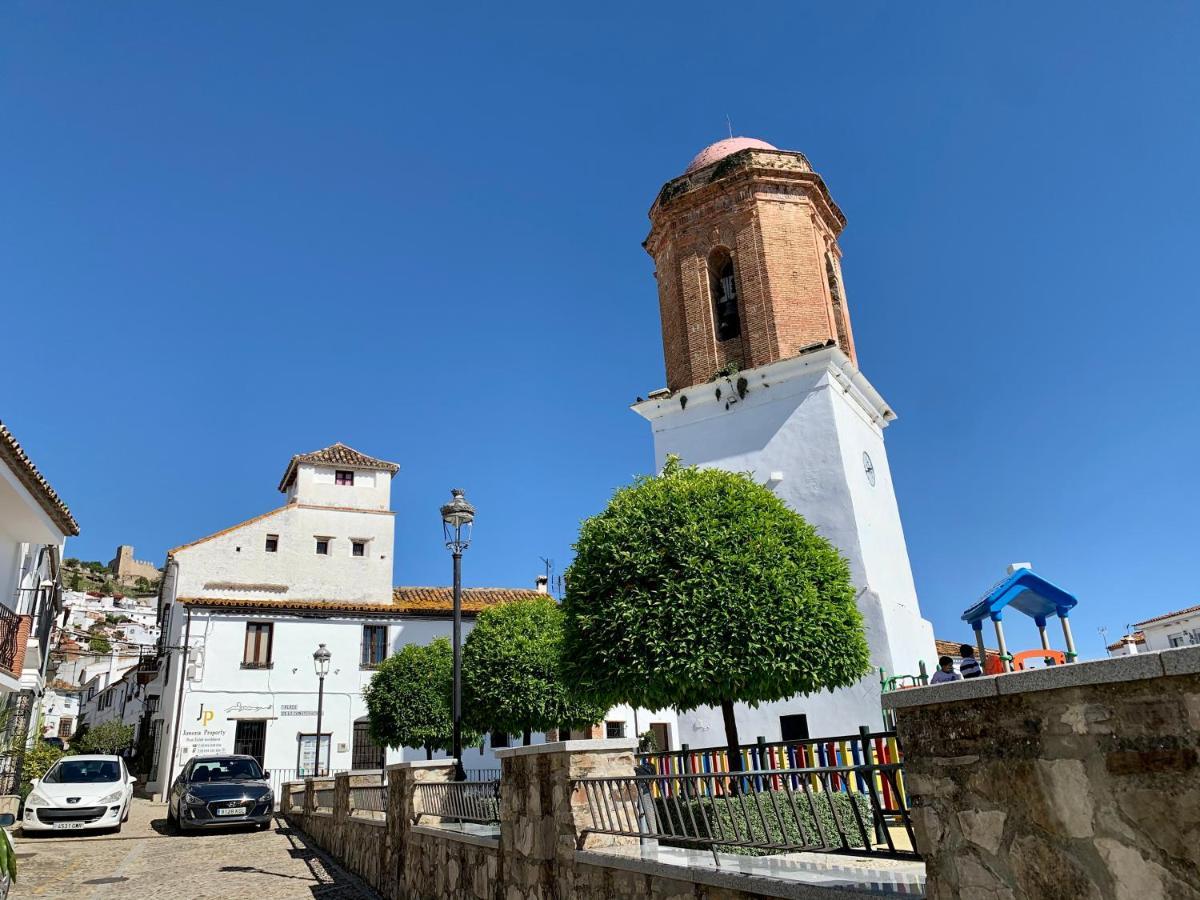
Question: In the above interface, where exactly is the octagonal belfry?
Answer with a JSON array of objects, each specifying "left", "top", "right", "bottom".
[{"left": 645, "top": 138, "right": 856, "bottom": 393}]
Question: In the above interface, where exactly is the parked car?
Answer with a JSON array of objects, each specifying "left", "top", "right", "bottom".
[
  {"left": 22, "top": 755, "right": 135, "bottom": 834},
  {"left": 166, "top": 755, "right": 273, "bottom": 833}
]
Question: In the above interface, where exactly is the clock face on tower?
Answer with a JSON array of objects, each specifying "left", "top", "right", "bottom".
[{"left": 863, "top": 452, "right": 876, "bottom": 486}]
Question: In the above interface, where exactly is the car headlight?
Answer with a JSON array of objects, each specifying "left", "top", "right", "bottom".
[
  {"left": 99, "top": 790, "right": 124, "bottom": 804},
  {"left": 262, "top": 790, "right": 273, "bottom": 803},
  {"left": 27, "top": 790, "right": 50, "bottom": 806},
  {"left": 184, "top": 791, "right": 205, "bottom": 805}
]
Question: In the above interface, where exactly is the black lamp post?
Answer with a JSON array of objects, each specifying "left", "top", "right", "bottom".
[
  {"left": 313, "top": 643, "right": 331, "bottom": 776},
  {"left": 440, "top": 488, "right": 474, "bottom": 782}
]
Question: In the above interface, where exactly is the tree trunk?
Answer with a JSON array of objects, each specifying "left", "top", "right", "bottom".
[
  {"left": 721, "top": 698, "right": 743, "bottom": 774},
  {"left": 425, "top": 745, "right": 433, "bottom": 760},
  {"left": 523, "top": 728, "right": 532, "bottom": 746}
]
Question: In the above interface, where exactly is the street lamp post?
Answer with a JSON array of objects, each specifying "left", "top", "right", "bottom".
[
  {"left": 440, "top": 488, "right": 475, "bottom": 782},
  {"left": 313, "top": 643, "right": 331, "bottom": 776}
]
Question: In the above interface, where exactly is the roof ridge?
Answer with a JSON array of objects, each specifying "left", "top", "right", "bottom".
[{"left": 0, "top": 420, "right": 79, "bottom": 535}]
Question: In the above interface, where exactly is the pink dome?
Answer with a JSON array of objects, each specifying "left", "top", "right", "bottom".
[{"left": 684, "top": 137, "right": 777, "bottom": 174}]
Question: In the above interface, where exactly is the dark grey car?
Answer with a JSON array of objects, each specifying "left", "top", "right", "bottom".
[{"left": 166, "top": 755, "right": 273, "bottom": 832}]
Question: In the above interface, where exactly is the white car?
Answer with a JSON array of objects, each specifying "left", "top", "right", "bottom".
[{"left": 22, "top": 755, "right": 135, "bottom": 834}]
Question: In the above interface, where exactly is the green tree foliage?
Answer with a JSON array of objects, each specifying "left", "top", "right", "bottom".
[
  {"left": 68, "top": 572, "right": 85, "bottom": 592},
  {"left": 562, "top": 459, "right": 870, "bottom": 767},
  {"left": 23, "top": 740, "right": 66, "bottom": 783},
  {"left": 363, "top": 639, "right": 479, "bottom": 758},
  {"left": 462, "top": 596, "right": 607, "bottom": 744},
  {"left": 74, "top": 720, "right": 134, "bottom": 755},
  {"left": 89, "top": 634, "right": 112, "bottom": 654}
]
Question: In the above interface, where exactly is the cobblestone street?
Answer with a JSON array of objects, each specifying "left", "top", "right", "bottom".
[{"left": 13, "top": 799, "right": 380, "bottom": 899}]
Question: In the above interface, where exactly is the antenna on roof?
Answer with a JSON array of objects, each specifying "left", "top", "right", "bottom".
[{"left": 726, "top": 114, "right": 734, "bottom": 139}]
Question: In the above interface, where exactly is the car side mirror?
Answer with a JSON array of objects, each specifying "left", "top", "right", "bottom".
[
  {"left": 0, "top": 814, "right": 14, "bottom": 828},
  {"left": 29, "top": 778, "right": 39, "bottom": 787},
  {"left": 129, "top": 776, "right": 139, "bottom": 784},
  {"left": 262, "top": 771, "right": 270, "bottom": 779}
]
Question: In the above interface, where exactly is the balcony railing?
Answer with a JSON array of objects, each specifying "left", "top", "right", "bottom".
[{"left": 0, "top": 605, "right": 28, "bottom": 676}]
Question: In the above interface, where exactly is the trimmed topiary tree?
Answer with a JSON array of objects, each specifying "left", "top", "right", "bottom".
[
  {"left": 462, "top": 596, "right": 607, "bottom": 745},
  {"left": 563, "top": 458, "right": 870, "bottom": 770},
  {"left": 363, "top": 638, "right": 479, "bottom": 759}
]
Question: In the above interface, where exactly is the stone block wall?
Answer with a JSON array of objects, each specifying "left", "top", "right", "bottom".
[
  {"left": 884, "top": 646, "right": 1200, "bottom": 899},
  {"left": 283, "top": 742, "right": 803, "bottom": 900}
]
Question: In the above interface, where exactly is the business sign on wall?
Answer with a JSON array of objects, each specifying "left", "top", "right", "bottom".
[{"left": 176, "top": 703, "right": 229, "bottom": 760}]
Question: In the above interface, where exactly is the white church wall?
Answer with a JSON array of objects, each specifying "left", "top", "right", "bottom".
[
  {"left": 636, "top": 348, "right": 935, "bottom": 743},
  {"left": 174, "top": 504, "right": 395, "bottom": 603}
]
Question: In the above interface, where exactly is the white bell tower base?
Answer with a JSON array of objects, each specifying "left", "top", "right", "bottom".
[{"left": 632, "top": 345, "right": 935, "bottom": 741}]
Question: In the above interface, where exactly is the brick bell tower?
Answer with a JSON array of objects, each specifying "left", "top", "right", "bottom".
[
  {"left": 634, "top": 137, "right": 934, "bottom": 740},
  {"left": 645, "top": 136, "right": 856, "bottom": 393}
]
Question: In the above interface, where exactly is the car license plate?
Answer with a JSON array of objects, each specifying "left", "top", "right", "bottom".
[
  {"left": 216, "top": 806, "right": 246, "bottom": 816},
  {"left": 53, "top": 822, "right": 85, "bottom": 830}
]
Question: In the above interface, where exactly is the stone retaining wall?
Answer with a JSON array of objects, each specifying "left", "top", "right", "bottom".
[
  {"left": 282, "top": 743, "right": 822, "bottom": 900},
  {"left": 883, "top": 645, "right": 1200, "bottom": 899}
]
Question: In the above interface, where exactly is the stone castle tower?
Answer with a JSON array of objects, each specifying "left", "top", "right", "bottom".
[{"left": 634, "top": 137, "right": 934, "bottom": 740}]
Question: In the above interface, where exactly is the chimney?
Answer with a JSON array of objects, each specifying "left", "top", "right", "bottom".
[
  {"left": 1007, "top": 562, "right": 1033, "bottom": 575},
  {"left": 535, "top": 575, "right": 548, "bottom": 594}
]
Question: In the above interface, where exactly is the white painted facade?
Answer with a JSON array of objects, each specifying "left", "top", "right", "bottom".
[
  {"left": 0, "top": 430, "right": 77, "bottom": 704},
  {"left": 39, "top": 689, "right": 79, "bottom": 741},
  {"left": 1133, "top": 607, "right": 1200, "bottom": 653},
  {"left": 633, "top": 346, "right": 935, "bottom": 742},
  {"left": 142, "top": 444, "right": 666, "bottom": 798}
]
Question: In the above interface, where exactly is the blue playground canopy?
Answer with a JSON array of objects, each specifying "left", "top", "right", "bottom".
[{"left": 961, "top": 567, "right": 1078, "bottom": 628}]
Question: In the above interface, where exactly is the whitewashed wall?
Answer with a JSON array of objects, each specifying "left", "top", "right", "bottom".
[
  {"left": 634, "top": 348, "right": 935, "bottom": 743},
  {"left": 173, "top": 504, "right": 394, "bottom": 603}
]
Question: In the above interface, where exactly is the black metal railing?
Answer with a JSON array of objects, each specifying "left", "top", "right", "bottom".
[
  {"left": 465, "top": 767, "right": 501, "bottom": 781},
  {"left": 0, "top": 605, "right": 23, "bottom": 674},
  {"left": 413, "top": 780, "right": 500, "bottom": 826},
  {"left": 574, "top": 763, "right": 918, "bottom": 864}
]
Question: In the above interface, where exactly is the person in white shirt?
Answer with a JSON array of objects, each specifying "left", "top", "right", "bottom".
[{"left": 930, "top": 656, "right": 962, "bottom": 684}]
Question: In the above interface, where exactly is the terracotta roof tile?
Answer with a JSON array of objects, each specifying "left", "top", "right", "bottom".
[
  {"left": 1134, "top": 604, "right": 1200, "bottom": 627},
  {"left": 278, "top": 442, "right": 400, "bottom": 492},
  {"left": 0, "top": 420, "right": 79, "bottom": 536},
  {"left": 391, "top": 586, "right": 544, "bottom": 614},
  {"left": 935, "top": 638, "right": 1001, "bottom": 664},
  {"left": 179, "top": 587, "right": 543, "bottom": 618},
  {"left": 1106, "top": 631, "right": 1145, "bottom": 651}
]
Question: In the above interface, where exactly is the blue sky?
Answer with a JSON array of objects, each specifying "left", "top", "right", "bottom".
[{"left": 3, "top": 3, "right": 1198, "bottom": 664}]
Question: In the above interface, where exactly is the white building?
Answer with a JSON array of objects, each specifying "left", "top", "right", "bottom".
[
  {"left": 632, "top": 138, "right": 935, "bottom": 745},
  {"left": 1116, "top": 605, "right": 1200, "bottom": 655},
  {"left": 39, "top": 689, "right": 79, "bottom": 742},
  {"left": 141, "top": 443, "right": 672, "bottom": 797},
  {"left": 0, "top": 420, "right": 79, "bottom": 791}
]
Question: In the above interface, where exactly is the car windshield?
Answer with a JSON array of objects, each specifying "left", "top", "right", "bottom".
[
  {"left": 44, "top": 759, "right": 121, "bottom": 784},
  {"left": 188, "top": 758, "right": 263, "bottom": 782}
]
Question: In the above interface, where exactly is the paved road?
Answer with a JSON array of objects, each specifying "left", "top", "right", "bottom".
[{"left": 13, "top": 799, "right": 380, "bottom": 899}]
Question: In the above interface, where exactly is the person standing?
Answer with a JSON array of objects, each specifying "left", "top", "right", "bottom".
[{"left": 958, "top": 644, "right": 984, "bottom": 679}]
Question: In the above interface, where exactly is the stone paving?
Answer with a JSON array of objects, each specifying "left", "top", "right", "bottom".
[{"left": 12, "top": 799, "right": 381, "bottom": 899}]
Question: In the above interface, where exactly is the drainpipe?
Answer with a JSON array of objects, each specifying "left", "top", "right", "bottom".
[{"left": 164, "top": 605, "right": 192, "bottom": 791}]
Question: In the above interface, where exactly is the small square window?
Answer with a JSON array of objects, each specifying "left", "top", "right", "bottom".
[
  {"left": 352, "top": 541, "right": 366, "bottom": 557},
  {"left": 606, "top": 721, "right": 626, "bottom": 740},
  {"left": 315, "top": 539, "right": 329, "bottom": 555},
  {"left": 335, "top": 470, "right": 354, "bottom": 486},
  {"left": 265, "top": 535, "right": 278, "bottom": 553}
]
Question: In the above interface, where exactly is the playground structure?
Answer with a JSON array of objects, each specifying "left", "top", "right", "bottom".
[{"left": 961, "top": 565, "right": 1078, "bottom": 673}]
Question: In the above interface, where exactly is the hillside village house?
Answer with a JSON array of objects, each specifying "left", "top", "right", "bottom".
[
  {"left": 0, "top": 421, "right": 79, "bottom": 791},
  {"left": 142, "top": 443, "right": 675, "bottom": 798},
  {"left": 1107, "top": 604, "right": 1200, "bottom": 658}
]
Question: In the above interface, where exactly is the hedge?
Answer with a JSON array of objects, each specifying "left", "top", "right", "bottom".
[{"left": 653, "top": 788, "right": 875, "bottom": 854}]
